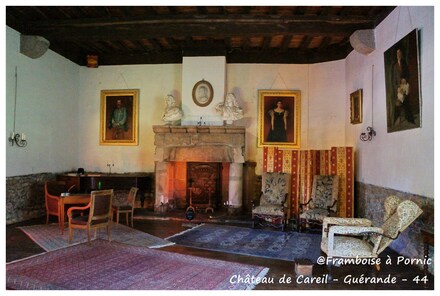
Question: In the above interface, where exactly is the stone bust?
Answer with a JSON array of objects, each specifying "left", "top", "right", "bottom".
[
  {"left": 215, "top": 93, "right": 244, "bottom": 124},
  {"left": 162, "top": 95, "right": 183, "bottom": 125}
]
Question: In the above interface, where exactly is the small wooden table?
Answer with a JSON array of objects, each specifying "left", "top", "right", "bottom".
[{"left": 59, "top": 193, "right": 90, "bottom": 234}]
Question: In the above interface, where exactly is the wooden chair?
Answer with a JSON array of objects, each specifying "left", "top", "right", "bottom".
[
  {"left": 112, "top": 187, "right": 138, "bottom": 227},
  {"left": 252, "top": 172, "right": 290, "bottom": 231},
  {"left": 44, "top": 180, "right": 76, "bottom": 225},
  {"left": 298, "top": 175, "right": 339, "bottom": 232},
  {"left": 67, "top": 189, "right": 113, "bottom": 244}
]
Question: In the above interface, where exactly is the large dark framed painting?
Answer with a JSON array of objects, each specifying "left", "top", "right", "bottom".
[
  {"left": 384, "top": 29, "right": 421, "bottom": 133},
  {"left": 257, "top": 90, "right": 301, "bottom": 149},
  {"left": 100, "top": 89, "right": 139, "bottom": 145}
]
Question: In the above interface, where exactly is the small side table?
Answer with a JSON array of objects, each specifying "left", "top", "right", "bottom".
[{"left": 421, "top": 229, "right": 434, "bottom": 276}]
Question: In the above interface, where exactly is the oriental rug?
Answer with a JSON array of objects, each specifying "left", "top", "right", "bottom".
[
  {"left": 6, "top": 239, "right": 268, "bottom": 290},
  {"left": 166, "top": 224, "right": 322, "bottom": 262},
  {"left": 19, "top": 222, "right": 174, "bottom": 251}
]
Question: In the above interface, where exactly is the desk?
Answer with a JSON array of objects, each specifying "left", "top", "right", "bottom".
[
  {"left": 57, "top": 173, "right": 153, "bottom": 207},
  {"left": 59, "top": 193, "right": 90, "bottom": 234}
]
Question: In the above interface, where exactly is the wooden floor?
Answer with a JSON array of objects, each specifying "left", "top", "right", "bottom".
[{"left": 6, "top": 210, "right": 434, "bottom": 290}]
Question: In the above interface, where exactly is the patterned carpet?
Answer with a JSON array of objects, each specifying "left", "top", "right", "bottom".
[
  {"left": 166, "top": 224, "right": 322, "bottom": 262},
  {"left": 19, "top": 222, "right": 174, "bottom": 251},
  {"left": 6, "top": 239, "right": 269, "bottom": 290}
]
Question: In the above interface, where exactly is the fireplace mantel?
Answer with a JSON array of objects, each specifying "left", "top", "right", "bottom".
[
  {"left": 152, "top": 125, "right": 246, "bottom": 213},
  {"left": 153, "top": 125, "right": 245, "bottom": 163}
]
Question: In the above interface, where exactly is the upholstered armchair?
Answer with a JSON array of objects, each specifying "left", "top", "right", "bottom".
[
  {"left": 44, "top": 180, "right": 76, "bottom": 225},
  {"left": 298, "top": 175, "right": 339, "bottom": 232},
  {"left": 68, "top": 189, "right": 114, "bottom": 244},
  {"left": 321, "top": 195, "right": 423, "bottom": 270},
  {"left": 113, "top": 187, "right": 138, "bottom": 227},
  {"left": 252, "top": 172, "right": 290, "bottom": 231}
]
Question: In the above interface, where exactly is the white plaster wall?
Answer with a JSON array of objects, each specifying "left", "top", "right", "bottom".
[
  {"left": 345, "top": 6, "right": 434, "bottom": 197},
  {"left": 6, "top": 27, "right": 80, "bottom": 177},
  {"left": 77, "top": 61, "right": 346, "bottom": 174},
  {"left": 77, "top": 64, "right": 182, "bottom": 173},
  {"left": 181, "top": 56, "right": 226, "bottom": 124},
  {"left": 308, "top": 61, "right": 346, "bottom": 149},
  {"left": 226, "top": 62, "right": 346, "bottom": 174}
]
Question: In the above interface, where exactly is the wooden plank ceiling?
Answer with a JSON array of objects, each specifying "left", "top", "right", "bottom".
[{"left": 6, "top": 6, "right": 395, "bottom": 66}]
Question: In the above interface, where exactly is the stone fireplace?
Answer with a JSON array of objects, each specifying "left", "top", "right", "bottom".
[{"left": 153, "top": 125, "right": 245, "bottom": 214}]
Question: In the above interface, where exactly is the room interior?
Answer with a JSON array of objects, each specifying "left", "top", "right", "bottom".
[{"left": 5, "top": 6, "right": 434, "bottom": 290}]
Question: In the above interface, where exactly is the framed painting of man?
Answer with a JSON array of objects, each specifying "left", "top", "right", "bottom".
[
  {"left": 384, "top": 29, "right": 421, "bottom": 133},
  {"left": 257, "top": 90, "right": 301, "bottom": 149},
  {"left": 100, "top": 89, "right": 139, "bottom": 145}
]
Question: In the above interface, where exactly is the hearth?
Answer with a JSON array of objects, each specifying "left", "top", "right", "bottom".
[{"left": 153, "top": 125, "right": 245, "bottom": 214}]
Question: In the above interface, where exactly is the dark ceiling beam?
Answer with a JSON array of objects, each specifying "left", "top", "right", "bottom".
[
  {"left": 135, "top": 40, "right": 150, "bottom": 52},
  {"left": 17, "top": 13, "right": 384, "bottom": 41},
  {"left": 57, "top": 7, "right": 74, "bottom": 19},
  {"left": 49, "top": 42, "right": 83, "bottom": 65},
  {"left": 30, "top": 7, "right": 49, "bottom": 19},
  {"left": 197, "top": 6, "right": 208, "bottom": 14},
  {"left": 372, "top": 6, "right": 396, "bottom": 26},
  {"left": 227, "top": 45, "right": 353, "bottom": 64},
  {"left": 74, "top": 44, "right": 353, "bottom": 66},
  {"left": 242, "top": 37, "right": 250, "bottom": 51},
  {"left": 320, "top": 36, "right": 331, "bottom": 48},
  {"left": 97, "top": 51, "right": 183, "bottom": 65},
  {"left": 262, "top": 37, "right": 271, "bottom": 50},
  {"left": 300, "top": 36, "right": 313, "bottom": 50},
  {"left": 147, "top": 38, "right": 163, "bottom": 51},
  {"left": 280, "top": 34, "right": 292, "bottom": 52},
  {"left": 319, "top": 7, "right": 332, "bottom": 16},
  {"left": 165, "top": 37, "right": 179, "bottom": 50}
]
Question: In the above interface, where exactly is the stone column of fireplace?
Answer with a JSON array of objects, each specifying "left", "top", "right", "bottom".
[
  {"left": 153, "top": 125, "right": 245, "bottom": 213},
  {"left": 154, "top": 161, "right": 172, "bottom": 210},
  {"left": 228, "top": 163, "right": 243, "bottom": 215}
]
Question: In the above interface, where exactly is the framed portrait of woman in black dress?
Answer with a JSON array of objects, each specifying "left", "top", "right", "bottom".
[{"left": 257, "top": 90, "right": 301, "bottom": 149}]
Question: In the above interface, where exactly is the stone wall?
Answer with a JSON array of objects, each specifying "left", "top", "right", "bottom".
[
  {"left": 6, "top": 173, "right": 56, "bottom": 224},
  {"left": 356, "top": 181, "right": 434, "bottom": 274},
  {"left": 6, "top": 173, "right": 156, "bottom": 225}
]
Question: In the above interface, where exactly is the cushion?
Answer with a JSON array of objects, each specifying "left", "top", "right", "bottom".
[
  {"left": 311, "top": 175, "right": 338, "bottom": 209},
  {"left": 322, "top": 236, "right": 376, "bottom": 258},
  {"left": 252, "top": 205, "right": 285, "bottom": 216},
  {"left": 299, "top": 208, "right": 330, "bottom": 221},
  {"left": 260, "top": 172, "right": 289, "bottom": 206}
]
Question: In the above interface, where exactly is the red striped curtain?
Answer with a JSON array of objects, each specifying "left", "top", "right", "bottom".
[{"left": 263, "top": 147, "right": 354, "bottom": 218}]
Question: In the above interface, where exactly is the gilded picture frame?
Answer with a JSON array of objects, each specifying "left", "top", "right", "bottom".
[
  {"left": 257, "top": 90, "right": 301, "bottom": 149},
  {"left": 350, "top": 89, "right": 363, "bottom": 124},
  {"left": 192, "top": 79, "right": 214, "bottom": 107},
  {"left": 100, "top": 89, "right": 139, "bottom": 146}
]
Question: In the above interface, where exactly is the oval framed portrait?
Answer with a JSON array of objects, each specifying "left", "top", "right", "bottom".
[{"left": 192, "top": 79, "right": 214, "bottom": 107}]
